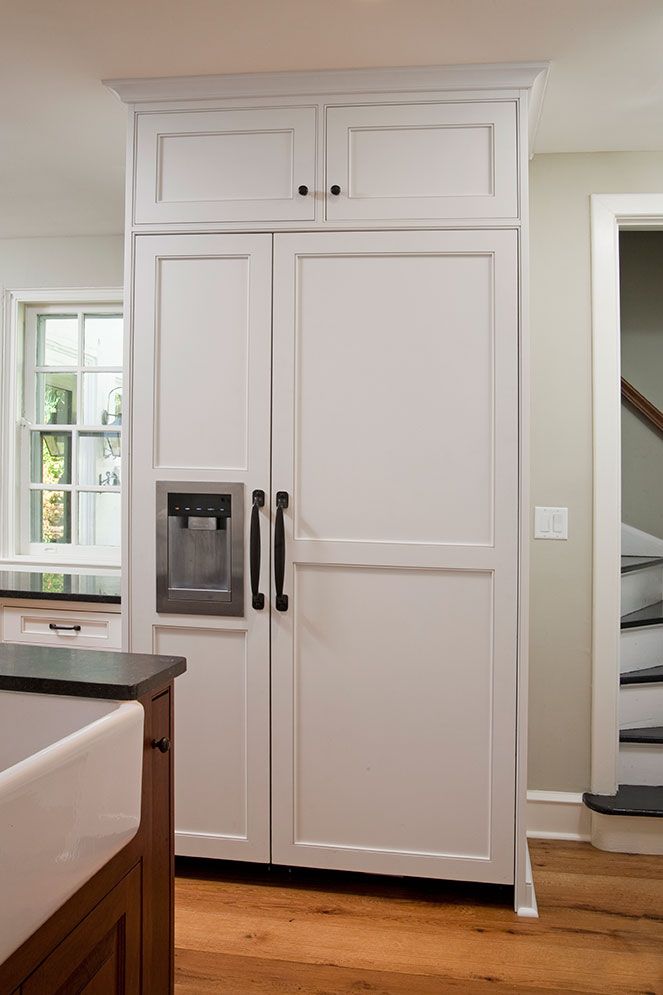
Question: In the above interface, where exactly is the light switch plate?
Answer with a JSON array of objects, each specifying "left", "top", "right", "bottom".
[{"left": 534, "top": 506, "right": 568, "bottom": 540}]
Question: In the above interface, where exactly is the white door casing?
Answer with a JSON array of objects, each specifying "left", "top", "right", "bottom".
[
  {"left": 271, "top": 229, "right": 519, "bottom": 883},
  {"left": 131, "top": 233, "right": 272, "bottom": 860}
]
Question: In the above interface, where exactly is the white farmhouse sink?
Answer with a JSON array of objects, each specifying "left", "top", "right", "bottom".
[{"left": 0, "top": 691, "right": 144, "bottom": 963}]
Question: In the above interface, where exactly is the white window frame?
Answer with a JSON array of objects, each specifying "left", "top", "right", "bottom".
[{"left": 0, "top": 288, "right": 123, "bottom": 571}]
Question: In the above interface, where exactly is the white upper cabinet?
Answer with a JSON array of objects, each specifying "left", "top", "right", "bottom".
[
  {"left": 325, "top": 100, "right": 518, "bottom": 221},
  {"left": 134, "top": 106, "right": 317, "bottom": 224}
]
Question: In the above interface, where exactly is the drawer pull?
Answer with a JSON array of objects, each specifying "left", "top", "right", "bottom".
[
  {"left": 152, "top": 737, "right": 171, "bottom": 753},
  {"left": 48, "top": 623, "right": 82, "bottom": 632}
]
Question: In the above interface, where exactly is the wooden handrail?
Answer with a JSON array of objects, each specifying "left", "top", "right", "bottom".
[{"left": 621, "top": 377, "right": 663, "bottom": 435}]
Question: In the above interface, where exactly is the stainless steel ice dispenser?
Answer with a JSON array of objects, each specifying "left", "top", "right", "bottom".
[{"left": 156, "top": 481, "right": 244, "bottom": 616}]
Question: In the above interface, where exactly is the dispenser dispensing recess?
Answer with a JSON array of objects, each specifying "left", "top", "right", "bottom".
[{"left": 156, "top": 481, "right": 244, "bottom": 616}]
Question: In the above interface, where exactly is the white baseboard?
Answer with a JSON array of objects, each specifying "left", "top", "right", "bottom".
[
  {"left": 526, "top": 790, "right": 591, "bottom": 841},
  {"left": 516, "top": 845, "right": 539, "bottom": 918}
]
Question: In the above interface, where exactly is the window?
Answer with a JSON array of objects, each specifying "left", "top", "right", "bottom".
[{"left": 18, "top": 302, "right": 123, "bottom": 565}]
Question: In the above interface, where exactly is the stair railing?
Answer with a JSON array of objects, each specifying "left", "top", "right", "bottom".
[{"left": 621, "top": 378, "right": 663, "bottom": 436}]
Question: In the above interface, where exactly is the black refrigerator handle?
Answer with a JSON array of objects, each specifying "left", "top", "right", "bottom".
[
  {"left": 250, "top": 490, "right": 265, "bottom": 610},
  {"left": 274, "top": 491, "right": 289, "bottom": 612}
]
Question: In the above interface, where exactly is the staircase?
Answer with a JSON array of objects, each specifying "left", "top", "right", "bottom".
[{"left": 584, "top": 555, "right": 663, "bottom": 849}]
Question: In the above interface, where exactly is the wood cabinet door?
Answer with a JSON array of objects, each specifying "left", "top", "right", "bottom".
[
  {"left": 134, "top": 107, "right": 316, "bottom": 225},
  {"left": 21, "top": 864, "right": 141, "bottom": 994},
  {"left": 325, "top": 101, "right": 518, "bottom": 221},
  {"left": 271, "top": 230, "right": 519, "bottom": 884},
  {"left": 131, "top": 234, "right": 272, "bottom": 862}
]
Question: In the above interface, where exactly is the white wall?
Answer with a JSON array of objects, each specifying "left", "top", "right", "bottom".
[
  {"left": 0, "top": 236, "right": 123, "bottom": 292},
  {"left": 528, "top": 151, "right": 663, "bottom": 791}
]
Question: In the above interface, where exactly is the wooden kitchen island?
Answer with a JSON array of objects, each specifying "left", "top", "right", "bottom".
[{"left": 0, "top": 645, "right": 186, "bottom": 994}]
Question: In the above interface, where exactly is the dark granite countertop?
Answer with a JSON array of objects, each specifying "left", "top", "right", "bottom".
[
  {"left": 0, "top": 644, "right": 185, "bottom": 700},
  {"left": 0, "top": 571, "right": 121, "bottom": 604}
]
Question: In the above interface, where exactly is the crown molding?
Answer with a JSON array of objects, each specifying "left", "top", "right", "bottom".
[{"left": 104, "top": 61, "right": 550, "bottom": 153}]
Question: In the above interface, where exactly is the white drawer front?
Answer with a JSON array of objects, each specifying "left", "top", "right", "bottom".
[
  {"left": 325, "top": 101, "right": 518, "bottom": 221},
  {"left": 135, "top": 106, "right": 316, "bottom": 224},
  {"left": 2, "top": 607, "right": 121, "bottom": 651}
]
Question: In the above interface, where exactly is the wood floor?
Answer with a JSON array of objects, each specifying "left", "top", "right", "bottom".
[{"left": 174, "top": 840, "right": 663, "bottom": 994}]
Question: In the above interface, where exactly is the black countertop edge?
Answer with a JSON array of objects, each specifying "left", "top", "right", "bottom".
[
  {"left": 0, "top": 570, "right": 121, "bottom": 604},
  {"left": 0, "top": 588, "right": 121, "bottom": 604},
  {"left": 0, "top": 645, "right": 186, "bottom": 700}
]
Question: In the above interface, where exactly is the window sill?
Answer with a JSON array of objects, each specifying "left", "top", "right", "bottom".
[{"left": 0, "top": 556, "right": 121, "bottom": 576}]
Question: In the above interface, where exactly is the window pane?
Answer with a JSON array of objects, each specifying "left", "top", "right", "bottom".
[
  {"left": 82, "top": 372, "right": 122, "bottom": 425},
  {"left": 36, "top": 372, "right": 77, "bottom": 424},
  {"left": 31, "top": 431, "right": 72, "bottom": 484},
  {"left": 79, "top": 432, "right": 121, "bottom": 486},
  {"left": 30, "top": 490, "right": 71, "bottom": 543},
  {"left": 37, "top": 315, "right": 78, "bottom": 366},
  {"left": 83, "top": 315, "right": 123, "bottom": 367},
  {"left": 78, "top": 491, "right": 121, "bottom": 546}
]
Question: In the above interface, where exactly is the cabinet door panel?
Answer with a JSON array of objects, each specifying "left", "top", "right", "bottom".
[
  {"left": 22, "top": 864, "right": 141, "bottom": 994},
  {"left": 135, "top": 107, "right": 316, "bottom": 224},
  {"left": 154, "top": 626, "right": 269, "bottom": 860},
  {"left": 272, "top": 230, "right": 518, "bottom": 884},
  {"left": 326, "top": 101, "right": 518, "bottom": 221}
]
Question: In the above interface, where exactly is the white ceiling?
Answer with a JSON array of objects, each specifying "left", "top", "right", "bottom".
[{"left": 1, "top": 0, "right": 662, "bottom": 238}]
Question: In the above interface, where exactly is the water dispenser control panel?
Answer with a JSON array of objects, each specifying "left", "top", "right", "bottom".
[{"left": 156, "top": 481, "right": 244, "bottom": 616}]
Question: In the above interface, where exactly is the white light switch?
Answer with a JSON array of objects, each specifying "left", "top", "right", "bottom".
[{"left": 534, "top": 506, "right": 568, "bottom": 540}]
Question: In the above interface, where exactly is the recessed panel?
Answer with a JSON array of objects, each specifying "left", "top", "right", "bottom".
[
  {"left": 154, "top": 626, "right": 248, "bottom": 840},
  {"left": 155, "top": 255, "right": 249, "bottom": 469},
  {"left": 349, "top": 125, "right": 493, "bottom": 199},
  {"left": 158, "top": 130, "right": 294, "bottom": 204},
  {"left": 295, "top": 252, "right": 494, "bottom": 544},
  {"left": 292, "top": 565, "right": 494, "bottom": 857}
]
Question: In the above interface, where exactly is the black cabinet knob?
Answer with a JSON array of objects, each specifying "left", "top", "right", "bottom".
[
  {"left": 330, "top": 184, "right": 341, "bottom": 196},
  {"left": 298, "top": 184, "right": 309, "bottom": 196},
  {"left": 152, "top": 737, "right": 170, "bottom": 753}
]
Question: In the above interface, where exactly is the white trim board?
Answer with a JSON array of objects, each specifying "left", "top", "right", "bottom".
[
  {"left": 104, "top": 62, "right": 550, "bottom": 157},
  {"left": 526, "top": 790, "right": 591, "bottom": 842},
  {"left": 591, "top": 194, "right": 663, "bottom": 796}
]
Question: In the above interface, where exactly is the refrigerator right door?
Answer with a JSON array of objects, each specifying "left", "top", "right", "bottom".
[{"left": 270, "top": 229, "right": 519, "bottom": 884}]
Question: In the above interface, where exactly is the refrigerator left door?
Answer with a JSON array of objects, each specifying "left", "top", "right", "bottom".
[{"left": 130, "top": 233, "right": 273, "bottom": 861}]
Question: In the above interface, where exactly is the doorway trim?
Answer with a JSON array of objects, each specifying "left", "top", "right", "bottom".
[{"left": 591, "top": 193, "right": 663, "bottom": 794}]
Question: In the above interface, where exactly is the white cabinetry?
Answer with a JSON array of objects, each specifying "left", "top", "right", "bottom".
[
  {"left": 1, "top": 604, "right": 121, "bottom": 651},
  {"left": 134, "top": 106, "right": 316, "bottom": 225},
  {"left": 110, "top": 64, "right": 544, "bottom": 905},
  {"left": 325, "top": 100, "right": 517, "bottom": 221}
]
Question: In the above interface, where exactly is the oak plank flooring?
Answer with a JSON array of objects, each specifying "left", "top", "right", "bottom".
[{"left": 175, "top": 841, "right": 663, "bottom": 994}]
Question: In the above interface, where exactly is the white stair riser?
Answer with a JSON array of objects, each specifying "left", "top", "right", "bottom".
[
  {"left": 619, "top": 743, "right": 663, "bottom": 786},
  {"left": 620, "top": 626, "right": 663, "bottom": 673},
  {"left": 591, "top": 810, "right": 663, "bottom": 854},
  {"left": 620, "top": 683, "right": 663, "bottom": 727},
  {"left": 621, "top": 565, "right": 663, "bottom": 616}
]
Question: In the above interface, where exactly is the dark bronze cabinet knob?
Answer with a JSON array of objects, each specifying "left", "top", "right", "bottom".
[
  {"left": 330, "top": 184, "right": 341, "bottom": 196},
  {"left": 298, "top": 184, "right": 309, "bottom": 196},
  {"left": 152, "top": 737, "right": 170, "bottom": 753}
]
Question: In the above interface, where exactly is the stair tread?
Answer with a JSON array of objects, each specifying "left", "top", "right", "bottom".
[
  {"left": 583, "top": 784, "right": 663, "bottom": 817},
  {"left": 620, "top": 726, "right": 663, "bottom": 744},
  {"left": 621, "top": 555, "right": 663, "bottom": 575},
  {"left": 621, "top": 664, "right": 663, "bottom": 685},
  {"left": 621, "top": 600, "right": 663, "bottom": 629}
]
